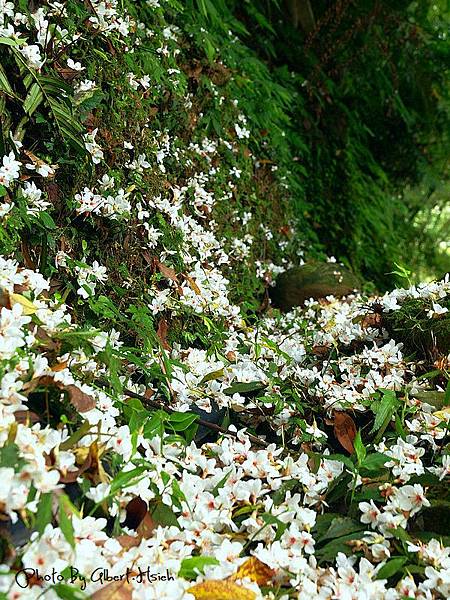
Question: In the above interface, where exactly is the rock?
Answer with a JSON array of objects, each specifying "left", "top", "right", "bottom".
[
  {"left": 191, "top": 401, "right": 227, "bottom": 443},
  {"left": 269, "top": 261, "right": 360, "bottom": 312}
]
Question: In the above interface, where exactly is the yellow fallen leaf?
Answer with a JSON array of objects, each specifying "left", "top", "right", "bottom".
[
  {"left": 184, "top": 274, "right": 201, "bottom": 295},
  {"left": 187, "top": 580, "right": 256, "bottom": 600},
  {"left": 434, "top": 406, "right": 450, "bottom": 421},
  {"left": 228, "top": 557, "right": 274, "bottom": 586},
  {"left": 9, "top": 293, "right": 37, "bottom": 315}
]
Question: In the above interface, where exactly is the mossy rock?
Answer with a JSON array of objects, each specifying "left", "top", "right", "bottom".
[
  {"left": 382, "top": 298, "right": 450, "bottom": 358},
  {"left": 269, "top": 261, "right": 360, "bottom": 312}
]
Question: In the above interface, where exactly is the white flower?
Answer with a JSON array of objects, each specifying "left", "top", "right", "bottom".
[
  {"left": 67, "top": 58, "right": 84, "bottom": 71},
  {"left": 428, "top": 302, "right": 448, "bottom": 317},
  {"left": 86, "top": 483, "right": 111, "bottom": 503},
  {"left": 84, "top": 128, "right": 104, "bottom": 164},
  {"left": 0, "top": 201, "right": 14, "bottom": 217},
  {"left": 0, "top": 152, "right": 21, "bottom": 187},
  {"left": 394, "top": 484, "right": 430, "bottom": 515},
  {"left": 359, "top": 500, "right": 380, "bottom": 527},
  {"left": 19, "top": 44, "right": 44, "bottom": 69}
]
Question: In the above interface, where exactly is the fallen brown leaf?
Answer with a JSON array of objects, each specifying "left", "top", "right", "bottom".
[
  {"left": 66, "top": 385, "right": 96, "bottom": 412},
  {"left": 59, "top": 450, "right": 92, "bottom": 484},
  {"left": 122, "top": 497, "right": 148, "bottom": 531},
  {"left": 156, "top": 318, "right": 171, "bottom": 351},
  {"left": 333, "top": 411, "right": 357, "bottom": 454},
  {"left": 13, "top": 411, "right": 40, "bottom": 425},
  {"left": 90, "top": 578, "right": 134, "bottom": 600},
  {"left": 50, "top": 361, "right": 69, "bottom": 372},
  {"left": 156, "top": 259, "right": 179, "bottom": 284},
  {"left": 136, "top": 512, "right": 156, "bottom": 538}
]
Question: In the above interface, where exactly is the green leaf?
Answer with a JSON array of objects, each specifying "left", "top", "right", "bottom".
[
  {"left": 316, "top": 531, "right": 366, "bottom": 562},
  {"left": 0, "top": 63, "right": 18, "bottom": 99},
  {"left": 445, "top": 380, "right": 450, "bottom": 405},
  {"left": 58, "top": 495, "right": 75, "bottom": 548},
  {"left": 143, "top": 410, "right": 167, "bottom": 440},
  {"left": 39, "top": 211, "right": 57, "bottom": 229},
  {"left": 371, "top": 390, "right": 399, "bottom": 436},
  {"left": 0, "top": 37, "right": 26, "bottom": 46},
  {"left": 388, "top": 527, "right": 411, "bottom": 542},
  {"left": 272, "top": 479, "right": 299, "bottom": 505},
  {"left": 23, "top": 82, "right": 43, "bottom": 116},
  {"left": 354, "top": 431, "right": 366, "bottom": 464},
  {"left": 261, "top": 512, "right": 288, "bottom": 541},
  {"left": 376, "top": 557, "right": 408, "bottom": 580},
  {"left": 35, "top": 492, "right": 53, "bottom": 535},
  {"left": 211, "top": 469, "right": 232, "bottom": 496},
  {"left": 0, "top": 443, "right": 24, "bottom": 469},
  {"left": 361, "top": 452, "right": 389, "bottom": 473},
  {"left": 60, "top": 420, "right": 91, "bottom": 451},
  {"left": 148, "top": 498, "right": 179, "bottom": 528},
  {"left": 52, "top": 584, "right": 87, "bottom": 600},
  {"left": 178, "top": 556, "right": 219, "bottom": 580},
  {"left": 223, "top": 381, "right": 266, "bottom": 395},
  {"left": 110, "top": 466, "right": 147, "bottom": 494},
  {"left": 319, "top": 517, "right": 365, "bottom": 543},
  {"left": 171, "top": 479, "right": 187, "bottom": 505},
  {"left": 200, "top": 369, "right": 224, "bottom": 384},
  {"left": 167, "top": 411, "right": 199, "bottom": 432}
]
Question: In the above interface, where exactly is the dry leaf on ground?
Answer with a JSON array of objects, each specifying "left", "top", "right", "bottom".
[
  {"left": 188, "top": 580, "right": 256, "bottom": 600},
  {"left": 333, "top": 411, "right": 357, "bottom": 454}
]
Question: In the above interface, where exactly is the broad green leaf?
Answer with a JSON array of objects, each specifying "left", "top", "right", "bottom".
[
  {"left": 371, "top": 390, "right": 399, "bottom": 436},
  {"left": 0, "top": 63, "right": 18, "bottom": 98},
  {"left": 110, "top": 466, "right": 147, "bottom": 494},
  {"left": 376, "top": 557, "right": 407, "bottom": 580},
  {"left": 223, "top": 381, "right": 266, "bottom": 395},
  {"left": 361, "top": 452, "right": 389, "bottom": 473},
  {"left": 319, "top": 517, "right": 365, "bottom": 543},
  {"left": 200, "top": 369, "right": 224, "bottom": 384},
  {"left": 388, "top": 527, "right": 411, "bottom": 542},
  {"left": 316, "top": 532, "right": 365, "bottom": 562},
  {"left": 354, "top": 431, "right": 366, "bottom": 464},
  {"left": 445, "top": 380, "right": 450, "bottom": 405},
  {"left": 35, "top": 492, "right": 53, "bottom": 535},
  {"left": 58, "top": 495, "right": 75, "bottom": 548},
  {"left": 0, "top": 37, "right": 26, "bottom": 46},
  {"left": 148, "top": 499, "right": 179, "bottom": 528},
  {"left": 179, "top": 557, "right": 220, "bottom": 580},
  {"left": 23, "top": 82, "right": 43, "bottom": 116},
  {"left": 167, "top": 411, "right": 199, "bottom": 431},
  {"left": 60, "top": 420, "right": 91, "bottom": 451},
  {"left": 0, "top": 443, "right": 24, "bottom": 469},
  {"left": 39, "top": 211, "right": 57, "bottom": 229},
  {"left": 261, "top": 512, "right": 288, "bottom": 541}
]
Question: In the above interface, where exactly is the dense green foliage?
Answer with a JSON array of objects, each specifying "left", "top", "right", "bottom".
[
  {"left": 1, "top": 2, "right": 450, "bottom": 599},
  {"left": 199, "top": 0, "right": 450, "bottom": 287}
]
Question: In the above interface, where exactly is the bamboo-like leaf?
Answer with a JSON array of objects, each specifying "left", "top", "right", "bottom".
[
  {"left": 11, "top": 47, "right": 87, "bottom": 156},
  {"left": 0, "top": 63, "right": 18, "bottom": 99},
  {"left": 0, "top": 37, "right": 26, "bottom": 46},
  {"left": 23, "top": 82, "right": 43, "bottom": 116}
]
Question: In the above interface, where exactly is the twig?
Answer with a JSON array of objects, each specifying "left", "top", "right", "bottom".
[{"left": 121, "top": 387, "right": 269, "bottom": 448}]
